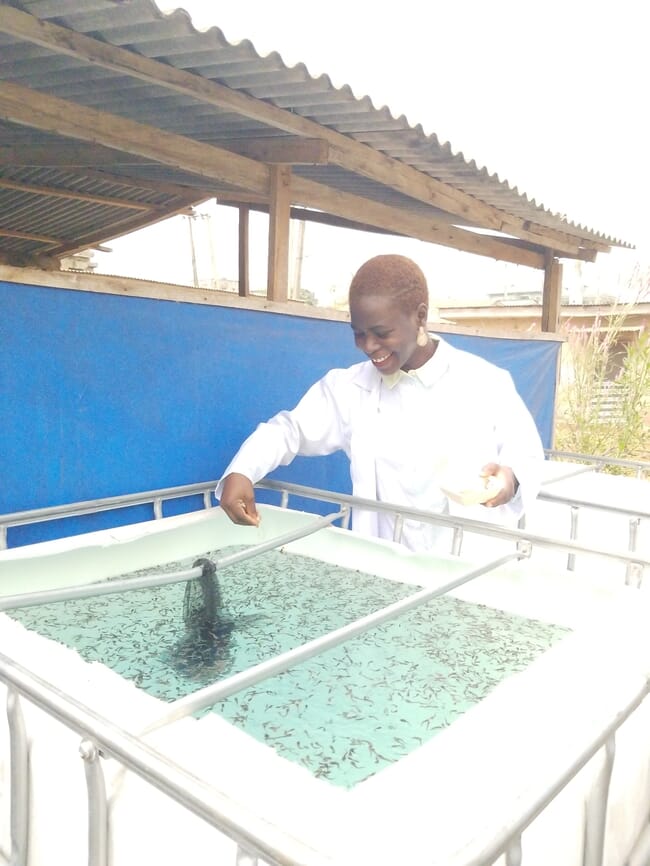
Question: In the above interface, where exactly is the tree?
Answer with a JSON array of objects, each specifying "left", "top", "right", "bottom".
[{"left": 554, "top": 272, "right": 650, "bottom": 470}]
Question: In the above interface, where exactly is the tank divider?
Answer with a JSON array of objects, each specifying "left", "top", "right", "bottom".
[{"left": 139, "top": 550, "right": 524, "bottom": 737}]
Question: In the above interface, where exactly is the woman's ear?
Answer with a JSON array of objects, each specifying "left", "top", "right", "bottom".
[{"left": 416, "top": 302, "right": 428, "bottom": 326}]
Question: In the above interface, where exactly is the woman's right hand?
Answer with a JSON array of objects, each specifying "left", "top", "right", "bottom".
[{"left": 219, "top": 473, "right": 260, "bottom": 526}]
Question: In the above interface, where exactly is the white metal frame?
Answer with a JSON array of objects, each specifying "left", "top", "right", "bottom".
[{"left": 0, "top": 463, "right": 649, "bottom": 865}]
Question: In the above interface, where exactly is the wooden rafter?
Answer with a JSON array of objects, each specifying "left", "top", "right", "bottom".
[
  {"left": 0, "top": 5, "right": 607, "bottom": 259},
  {"left": 0, "top": 81, "right": 551, "bottom": 268},
  {"left": 219, "top": 137, "right": 330, "bottom": 165},
  {"left": 0, "top": 227, "right": 60, "bottom": 244}
]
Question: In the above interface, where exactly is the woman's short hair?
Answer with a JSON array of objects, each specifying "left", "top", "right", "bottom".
[{"left": 349, "top": 254, "right": 428, "bottom": 311}]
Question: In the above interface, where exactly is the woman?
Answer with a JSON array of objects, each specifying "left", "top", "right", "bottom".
[{"left": 217, "top": 254, "right": 544, "bottom": 552}]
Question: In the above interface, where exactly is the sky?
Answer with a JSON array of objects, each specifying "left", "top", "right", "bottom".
[{"left": 94, "top": 0, "right": 649, "bottom": 305}]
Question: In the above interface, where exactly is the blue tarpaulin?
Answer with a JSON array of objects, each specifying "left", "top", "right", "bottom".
[{"left": 0, "top": 281, "right": 560, "bottom": 546}]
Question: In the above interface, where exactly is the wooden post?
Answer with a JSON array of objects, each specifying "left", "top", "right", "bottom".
[
  {"left": 267, "top": 165, "right": 291, "bottom": 301},
  {"left": 541, "top": 250, "right": 562, "bottom": 333},
  {"left": 238, "top": 205, "right": 249, "bottom": 297}
]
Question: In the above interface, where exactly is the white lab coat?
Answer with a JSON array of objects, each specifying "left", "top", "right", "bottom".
[{"left": 216, "top": 336, "right": 544, "bottom": 552}]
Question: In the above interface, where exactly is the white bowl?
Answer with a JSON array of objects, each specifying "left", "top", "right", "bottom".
[{"left": 438, "top": 473, "right": 504, "bottom": 506}]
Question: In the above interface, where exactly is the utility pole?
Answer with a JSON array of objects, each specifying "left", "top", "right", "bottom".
[{"left": 187, "top": 211, "right": 199, "bottom": 288}]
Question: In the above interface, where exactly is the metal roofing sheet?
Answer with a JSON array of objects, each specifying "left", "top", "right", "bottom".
[{"left": 0, "top": 0, "right": 630, "bottom": 269}]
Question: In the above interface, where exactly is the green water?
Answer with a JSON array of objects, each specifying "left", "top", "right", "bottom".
[{"left": 9, "top": 547, "right": 570, "bottom": 788}]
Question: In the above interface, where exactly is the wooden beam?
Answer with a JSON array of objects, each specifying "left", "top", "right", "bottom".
[
  {"left": 0, "top": 81, "right": 545, "bottom": 268},
  {"left": 0, "top": 5, "right": 607, "bottom": 256},
  {"left": 0, "top": 227, "right": 60, "bottom": 244},
  {"left": 0, "top": 82, "right": 270, "bottom": 196},
  {"left": 219, "top": 199, "right": 401, "bottom": 236},
  {"left": 267, "top": 166, "right": 291, "bottom": 301},
  {"left": 238, "top": 206, "right": 250, "bottom": 297},
  {"left": 472, "top": 233, "right": 598, "bottom": 263},
  {"left": 541, "top": 252, "right": 563, "bottom": 332},
  {"left": 216, "top": 193, "right": 547, "bottom": 268},
  {"left": 216, "top": 191, "right": 270, "bottom": 207},
  {"left": 220, "top": 137, "right": 330, "bottom": 165},
  {"left": 290, "top": 177, "right": 547, "bottom": 269}
]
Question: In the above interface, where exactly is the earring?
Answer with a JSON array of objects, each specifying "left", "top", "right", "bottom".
[{"left": 416, "top": 326, "right": 429, "bottom": 347}]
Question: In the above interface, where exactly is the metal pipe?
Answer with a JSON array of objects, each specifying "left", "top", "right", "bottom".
[
  {"left": 538, "top": 490, "right": 650, "bottom": 521},
  {"left": 141, "top": 550, "right": 524, "bottom": 734},
  {"left": 0, "top": 508, "right": 348, "bottom": 612},
  {"left": 568, "top": 505, "right": 579, "bottom": 571},
  {"left": 451, "top": 525, "right": 463, "bottom": 556},
  {"left": 0, "top": 565, "right": 202, "bottom": 612},
  {"left": 6, "top": 690, "right": 29, "bottom": 866},
  {"left": 0, "top": 449, "right": 645, "bottom": 556},
  {"left": 504, "top": 837, "right": 522, "bottom": 866},
  {"left": 1, "top": 473, "right": 647, "bottom": 562},
  {"left": 627, "top": 518, "right": 642, "bottom": 586},
  {"left": 440, "top": 678, "right": 650, "bottom": 866},
  {"left": 258, "top": 480, "right": 650, "bottom": 572},
  {"left": 0, "top": 480, "right": 222, "bottom": 530},
  {"left": 629, "top": 517, "right": 640, "bottom": 554},
  {"left": 80, "top": 740, "right": 108, "bottom": 866},
  {"left": 0, "top": 654, "right": 334, "bottom": 866},
  {"left": 583, "top": 735, "right": 615, "bottom": 866},
  {"left": 543, "top": 450, "right": 649, "bottom": 477}
]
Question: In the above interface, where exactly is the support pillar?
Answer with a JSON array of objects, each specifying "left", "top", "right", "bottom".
[
  {"left": 267, "top": 165, "right": 291, "bottom": 302},
  {"left": 238, "top": 205, "right": 249, "bottom": 297},
  {"left": 541, "top": 250, "right": 563, "bottom": 332}
]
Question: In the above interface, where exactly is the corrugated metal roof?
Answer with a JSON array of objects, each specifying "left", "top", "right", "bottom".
[{"left": 0, "top": 0, "right": 630, "bottom": 270}]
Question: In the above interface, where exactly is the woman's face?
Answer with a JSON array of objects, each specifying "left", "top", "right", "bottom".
[{"left": 349, "top": 293, "right": 425, "bottom": 375}]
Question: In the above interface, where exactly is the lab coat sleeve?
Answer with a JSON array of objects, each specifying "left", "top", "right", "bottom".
[{"left": 215, "top": 370, "right": 351, "bottom": 498}]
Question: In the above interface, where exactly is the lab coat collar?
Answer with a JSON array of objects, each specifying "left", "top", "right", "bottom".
[{"left": 380, "top": 334, "right": 449, "bottom": 389}]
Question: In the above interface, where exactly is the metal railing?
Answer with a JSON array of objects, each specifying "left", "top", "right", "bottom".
[
  {"left": 538, "top": 452, "right": 649, "bottom": 577},
  {"left": 3, "top": 649, "right": 646, "bottom": 866},
  {"left": 1, "top": 476, "right": 650, "bottom": 865},
  {"left": 257, "top": 480, "right": 650, "bottom": 587},
  {"left": 2, "top": 469, "right": 648, "bottom": 585},
  {"left": 0, "top": 480, "right": 218, "bottom": 550},
  {"left": 544, "top": 449, "right": 650, "bottom": 480},
  {"left": 0, "top": 653, "right": 335, "bottom": 866}
]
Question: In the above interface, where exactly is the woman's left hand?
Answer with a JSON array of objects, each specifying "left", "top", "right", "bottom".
[{"left": 479, "top": 463, "right": 519, "bottom": 507}]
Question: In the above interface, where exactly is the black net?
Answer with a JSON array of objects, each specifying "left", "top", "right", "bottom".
[
  {"left": 183, "top": 557, "right": 222, "bottom": 640},
  {"left": 170, "top": 557, "right": 235, "bottom": 678}
]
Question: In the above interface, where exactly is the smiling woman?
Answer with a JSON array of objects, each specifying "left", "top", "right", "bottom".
[{"left": 216, "top": 254, "right": 545, "bottom": 551}]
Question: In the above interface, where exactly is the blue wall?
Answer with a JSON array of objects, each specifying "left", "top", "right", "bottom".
[{"left": 0, "top": 281, "right": 560, "bottom": 546}]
